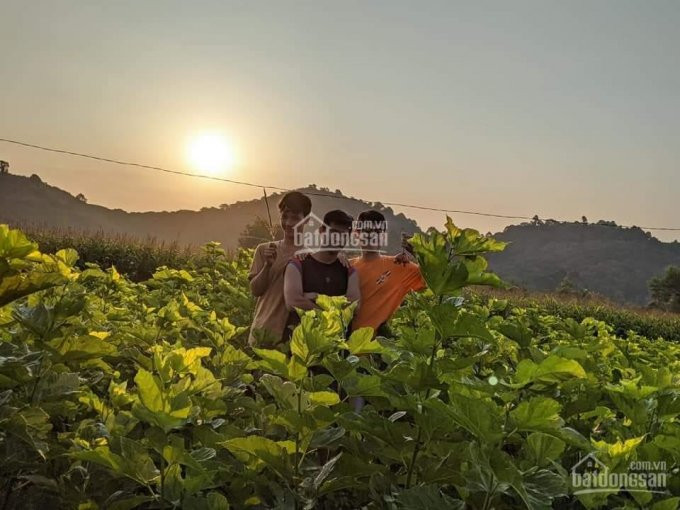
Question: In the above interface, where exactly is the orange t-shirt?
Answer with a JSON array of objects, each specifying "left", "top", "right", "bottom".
[{"left": 351, "top": 255, "right": 426, "bottom": 332}]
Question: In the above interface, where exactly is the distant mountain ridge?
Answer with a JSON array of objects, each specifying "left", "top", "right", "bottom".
[
  {"left": 1, "top": 172, "right": 678, "bottom": 305},
  {"left": 0, "top": 172, "right": 420, "bottom": 253}
]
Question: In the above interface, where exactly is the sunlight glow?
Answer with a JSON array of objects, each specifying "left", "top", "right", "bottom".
[{"left": 186, "top": 132, "right": 236, "bottom": 175}]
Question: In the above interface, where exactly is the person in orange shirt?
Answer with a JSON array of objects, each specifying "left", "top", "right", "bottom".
[{"left": 351, "top": 210, "right": 426, "bottom": 336}]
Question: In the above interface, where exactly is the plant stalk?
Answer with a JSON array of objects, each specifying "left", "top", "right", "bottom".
[
  {"left": 1, "top": 477, "right": 15, "bottom": 510},
  {"left": 405, "top": 328, "right": 440, "bottom": 488},
  {"left": 159, "top": 449, "right": 166, "bottom": 509},
  {"left": 295, "top": 379, "right": 303, "bottom": 478}
]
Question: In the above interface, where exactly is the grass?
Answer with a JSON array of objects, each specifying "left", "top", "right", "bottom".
[{"left": 18, "top": 224, "right": 195, "bottom": 281}]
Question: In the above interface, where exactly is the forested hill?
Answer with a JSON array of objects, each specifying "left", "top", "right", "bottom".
[
  {"left": 0, "top": 172, "right": 419, "bottom": 253},
  {"left": 487, "top": 221, "right": 680, "bottom": 305},
  {"left": 2, "top": 172, "right": 678, "bottom": 304}
]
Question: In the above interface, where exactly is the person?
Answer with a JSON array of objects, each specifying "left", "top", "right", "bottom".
[
  {"left": 350, "top": 210, "right": 426, "bottom": 336},
  {"left": 283, "top": 209, "right": 360, "bottom": 338},
  {"left": 248, "top": 191, "right": 312, "bottom": 346}
]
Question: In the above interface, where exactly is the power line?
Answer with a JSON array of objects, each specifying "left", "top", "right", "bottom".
[
  {"left": 0, "top": 138, "right": 289, "bottom": 191},
  {"left": 2, "top": 136, "right": 679, "bottom": 232}
]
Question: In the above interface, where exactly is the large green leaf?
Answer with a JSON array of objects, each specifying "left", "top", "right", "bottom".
[
  {"left": 513, "top": 356, "right": 586, "bottom": 386},
  {"left": 260, "top": 374, "right": 298, "bottom": 409},
  {"left": 132, "top": 369, "right": 191, "bottom": 431},
  {"left": 134, "top": 369, "right": 164, "bottom": 413},
  {"left": 426, "top": 395, "right": 504, "bottom": 444},
  {"left": 253, "top": 347, "right": 309, "bottom": 382},
  {"left": 0, "top": 226, "right": 75, "bottom": 306},
  {"left": 0, "top": 224, "right": 39, "bottom": 260},
  {"left": 410, "top": 230, "right": 468, "bottom": 296},
  {"left": 510, "top": 397, "right": 564, "bottom": 432},
  {"left": 253, "top": 348, "right": 290, "bottom": 377},
  {"left": 346, "top": 327, "right": 385, "bottom": 355},
  {"left": 498, "top": 319, "right": 534, "bottom": 348},
  {"left": 490, "top": 450, "right": 567, "bottom": 510},
  {"left": 291, "top": 314, "right": 338, "bottom": 366},
  {"left": 652, "top": 498, "right": 680, "bottom": 510},
  {"left": 342, "top": 374, "right": 387, "bottom": 398},
  {"left": 394, "top": 485, "right": 465, "bottom": 510},
  {"left": 525, "top": 432, "right": 566, "bottom": 466},
  {"left": 73, "top": 446, "right": 124, "bottom": 473},
  {"left": 0, "top": 271, "right": 69, "bottom": 307},
  {"left": 1, "top": 406, "right": 52, "bottom": 458},
  {"left": 307, "top": 390, "right": 340, "bottom": 407},
  {"left": 429, "top": 303, "right": 494, "bottom": 342},
  {"left": 52, "top": 333, "right": 117, "bottom": 361},
  {"left": 72, "top": 439, "right": 159, "bottom": 486},
  {"left": 410, "top": 218, "right": 506, "bottom": 296},
  {"left": 221, "top": 436, "right": 294, "bottom": 474}
]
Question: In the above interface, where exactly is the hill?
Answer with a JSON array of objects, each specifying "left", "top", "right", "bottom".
[
  {"left": 487, "top": 220, "right": 680, "bottom": 305},
  {"left": 0, "top": 172, "right": 419, "bottom": 253},
  {"left": 2, "top": 172, "right": 679, "bottom": 305}
]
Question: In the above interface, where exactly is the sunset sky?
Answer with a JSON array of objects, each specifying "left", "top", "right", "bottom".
[{"left": 1, "top": 0, "right": 679, "bottom": 240}]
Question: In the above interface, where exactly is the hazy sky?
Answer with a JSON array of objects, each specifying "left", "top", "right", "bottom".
[{"left": 2, "top": 0, "right": 679, "bottom": 240}]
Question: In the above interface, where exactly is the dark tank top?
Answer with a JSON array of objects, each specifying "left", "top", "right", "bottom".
[
  {"left": 284, "top": 255, "right": 352, "bottom": 336},
  {"left": 297, "top": 256, "right": 349, "bottom": 295}
]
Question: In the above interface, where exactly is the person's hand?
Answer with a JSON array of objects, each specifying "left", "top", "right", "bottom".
[
  {"left": 394, "top": 251, "right": 414, "bottom": 265},
  {"left": 264, "top": 243, "right": 277, "bottom": 266},
  {"left": 337, "top": 251, "right": 351, "bottom": 268},
  {"left": 303, "top": 292, "right": 319, "bottom": 301}
]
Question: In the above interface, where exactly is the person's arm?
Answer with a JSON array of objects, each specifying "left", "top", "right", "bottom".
[
  {"left": 345, "top": 269, "right": 361, "bottom": 307},
  {"left": 249, "top": 243, "right": 277, "bottom": 297},
  {"left": 283, "top": 261, "right": 318, "bottom": 311}
]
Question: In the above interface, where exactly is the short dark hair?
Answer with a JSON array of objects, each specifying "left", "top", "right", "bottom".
[
  {"left": 323, "top": 209, "right": 353, "bottom": 230},
  {"left": 278, "top": 191, "right": 312, "bottom": 216},
  {"left": 357, "top": 210, "right": 385, "bottom": 224}
]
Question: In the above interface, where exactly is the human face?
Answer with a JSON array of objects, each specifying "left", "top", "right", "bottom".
[
  {"left": 280, "top": 208, "right": 307, "bottom": 240},
  {"left": 358, "top": 224, "right": 386, "bottom": 252},
  {"left": 320, "top": 222, "right": 352, "bottom": 250}
]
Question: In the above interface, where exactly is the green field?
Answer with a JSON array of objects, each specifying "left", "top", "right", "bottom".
[
  {"left": 1, "top": 222, "right": 679, "bottom": 509},
  {"left": 471, "top": 288, "right": 680, "bottom": 344},
  {"left": 11, "top": 225, "right": 195, "bottom": 282}
]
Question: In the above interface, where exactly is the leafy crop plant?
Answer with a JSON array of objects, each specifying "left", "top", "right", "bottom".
[{"left": 0, "top": 221, "right": 678, "bottom": 509}]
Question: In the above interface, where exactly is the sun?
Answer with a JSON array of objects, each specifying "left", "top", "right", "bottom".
[{"left": 186, "top": 132, "right": 236, "bottom": 175}]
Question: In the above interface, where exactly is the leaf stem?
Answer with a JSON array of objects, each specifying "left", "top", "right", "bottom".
[
  {"left": 29, "top": 354, "right": 46, "bottom": 405},
  {"left": 295, "top": 379, "right": 303, "bottom": 478},
  {"left": 159, "top": 454, "right": 166, "bottom": 509},
  {"left": 405, "top": 426, "right": 424, "bottom": 488},
  {"left": 482, "top": 490, "right": 492, "bottom": 510},
  {"left": 1, "top": 477, "right": 15, "bottom": 510},
  {"left": 405, "top": 321, "right": 441, "bottom": 488}
]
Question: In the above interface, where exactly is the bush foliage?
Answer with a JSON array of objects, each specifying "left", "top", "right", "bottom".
[{"left": 0, "top": 222, "right": 679, "bottom": 509}]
